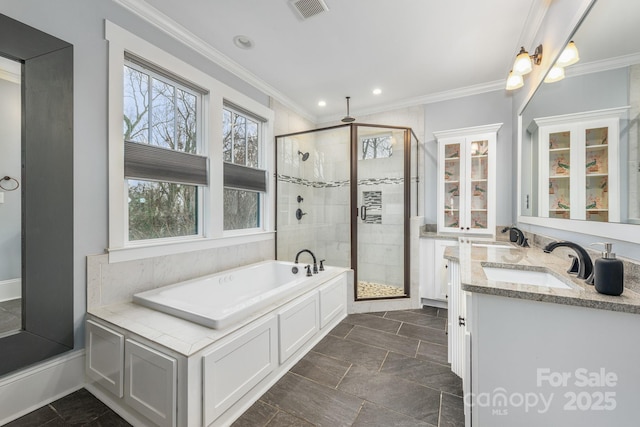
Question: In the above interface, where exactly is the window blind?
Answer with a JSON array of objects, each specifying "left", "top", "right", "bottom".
[{"left": 125, "top": 141, "right": 208, "bottom": 186}]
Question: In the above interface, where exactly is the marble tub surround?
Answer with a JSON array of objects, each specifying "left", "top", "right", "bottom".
[
  {"left": 87, "top": 239, "right": 274, "bottom": 309},
  {"left": 88, "top": 266, "right": 350, "bottom": 357},
  {"left": 444, "top": 241, "right": 640, "bottom": 314}
]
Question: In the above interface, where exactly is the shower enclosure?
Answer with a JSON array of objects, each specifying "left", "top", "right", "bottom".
[{"left": 276, "top": 123, "right": 419, "bottom": 300}]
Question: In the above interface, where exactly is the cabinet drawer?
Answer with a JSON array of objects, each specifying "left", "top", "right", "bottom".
[
  {"left": 278, "top": 292, "right": 319, "bottom": 364},
  {"left": 86, "top": 320, "right": 124, "bottom": 397},
  {"left": 203, "top": 315, "right": 277, "bottom": 425},
  {"left": 124, "top": 339, "right": 177, "bottom": 427},
  {"left": 319, "top": 274, "right": 347, "bottom": 328}
]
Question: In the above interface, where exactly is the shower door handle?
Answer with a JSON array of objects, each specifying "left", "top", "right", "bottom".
[{"left": 360, "top": 205, "right": 367, "bottom": 221}]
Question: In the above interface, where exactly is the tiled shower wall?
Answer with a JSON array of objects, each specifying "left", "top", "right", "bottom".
[{"left": 276, "top": 127, "right": 351, "bottom": 268}]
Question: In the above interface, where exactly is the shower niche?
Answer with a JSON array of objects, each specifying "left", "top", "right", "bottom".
[{"left": 276, "top": 124, "right": 419, "bottom": 300}]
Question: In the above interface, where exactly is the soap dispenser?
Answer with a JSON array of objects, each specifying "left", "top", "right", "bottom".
[{"left": 590, "top": 243, "right": 624, "bottom": 296}]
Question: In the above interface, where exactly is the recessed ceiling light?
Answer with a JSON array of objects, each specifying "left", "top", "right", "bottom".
[
  {"left": 372, "top": 88, "right": 382, "bottom": 95},
  {"left": 318, "top": 100, "right": 326, "bottom": 107},
  {"left": 233, "top": 35, "right": 254, "bottom": 49}
]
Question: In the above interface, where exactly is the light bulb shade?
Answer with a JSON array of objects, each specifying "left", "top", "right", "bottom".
[
  {"left": 556, "top": 41, "right": 579, "bottom": 67},
  {"left": 544, "top": 66, "right": 565, "bottom": 83},
  {"left": 512, "top": 48, "right": 533, "bottom": 76},
  {"left": 506, "top": 70, "right": 524, "bottom": 90}
]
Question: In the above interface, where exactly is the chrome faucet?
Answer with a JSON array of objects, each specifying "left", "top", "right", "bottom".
[
  {"left": 501, "top": 226, "right": 529, "bottom": 247},
  {"left": 543, "top": 241, "right": 593, "bottom": 280},
  {"left": 295, "top": 249, "right": 318, "bottom": 274}
]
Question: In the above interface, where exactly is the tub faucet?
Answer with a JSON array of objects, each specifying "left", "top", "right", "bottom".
[
  {"left": 501, "top": 226, "right": 529, "bottom": 247},
  {"left": 295, "top": 249, "right": 318, "bottom": 274},
  {"left": 543, "top": 241, "right": 593, "bottom": 280}
]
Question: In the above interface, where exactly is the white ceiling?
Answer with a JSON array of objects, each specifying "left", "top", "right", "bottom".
[{"left": 124, "top": 0, "right": 541, "bottom": 122}]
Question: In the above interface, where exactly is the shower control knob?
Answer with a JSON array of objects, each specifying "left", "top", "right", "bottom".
[{"left": 297, "top": 195, "right": 304, "bottom": 203}]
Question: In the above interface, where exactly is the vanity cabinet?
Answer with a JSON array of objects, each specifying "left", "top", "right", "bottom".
[
  {"left": 533, "top": 108, "right": 626, "bottom": 222},
  {"left": 435, "top": 124, "right": 501, "bottom": 236},
  {"left": 421, "top": 238, "right": 458, "bottom": 303}
]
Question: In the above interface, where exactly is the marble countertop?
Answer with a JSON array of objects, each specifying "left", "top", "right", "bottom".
[{"left": 444, "top": 241, "right": 640, "bottom": 314}]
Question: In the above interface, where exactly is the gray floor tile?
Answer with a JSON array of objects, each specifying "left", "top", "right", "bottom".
[
  {"left": 0, "top": 312, "right": 21, "bottom": 334},
  {"left": 352, "top": 402, "right": 435, "bottom": 427},
  {"left": 4, "top": 406, "right": 59, "bottom": 426},
  {"left": 262, "top": 372, "right": 363, "bottom": 427},
  {"left": 407, "top": 307, "right": 439, "bottom": 317},
  {"left": 382, "top": 310, "right": 447, "bottom": 329},
  {"left": 50, "top": 388, "right": 111, "bottom": 425},
  {"left": 342, "top": 313, "right": 402, "bottom": 334},
  {"left": 365, "top": 311, "right": 387, "bottom": 317},
  {"left": 85, "top": 410, "right": 133, "bottom": 426},
  {"left": 0, "top": 298, "right": 22, "bottom": 316},
  {"left": 437, "top": 308, "right": 449, "bottom": 318},
  {"left": 417, "top": 341, "right": 449, "bottom": 365},
  {"left": 312, "top": 334, "right": 388, "bottom": 371},
  {"left": 440, "top": 392, "right": 465, "bottom": 427},
  {"left": 267, "top": 411, "right": 315, "bottom": 426},
  {"left": 346, "top": 325, "right": 419, "bottom": 357},
  {"left": 338, "top": 365, "right": 441, "bottom": 425},
  {"left": 397, "top": 322, "right": 448, "bottom": 346},
  {"left": 381, "top": 352, "right": 462, "bottom": 396},
  {"left": 291, "top": 350, "right": 352, "bottom": 388},
  {"left": 232, "top": 400, "right": 278, "bottom": 427},
  {"left": 328, "top": 322, "right": 354, "bottom": 339}
]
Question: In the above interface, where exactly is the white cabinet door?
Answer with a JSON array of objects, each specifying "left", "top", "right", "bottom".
[
  {"left": 447, "top": 259, "right": 465, "bottom": 377},
  {"left": 124, "top": 339, "right": 177, "bottom": 427},
  {"left": 279, "top": 292, "right": 319, "bottom": 364},
  {"left": 202, "top": 315, "right": 278, "bottom": 425},
  {"left": 319, "top": 274, "right": 347, "bottom": 328},
  {"left": 435, "top": 124, "right": 501, "bottom": 237},
  {"left": 421, "top": 238, "right": 458, "bottom": 302},
  {"left": 86, "top": 320, "right": 124, "bottom": 398}
]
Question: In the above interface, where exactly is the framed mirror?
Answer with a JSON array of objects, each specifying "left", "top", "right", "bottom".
[
  {"left": 0, "top": 14, "right": 74, "bottom": 376},
  {"left": 519, "top": 0, "right": 640, "bottom": 241}
]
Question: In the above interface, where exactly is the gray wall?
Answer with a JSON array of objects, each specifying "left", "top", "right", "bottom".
[
  {"left": 423, "top": 90, "right": 514, "bottom": 226},
  {"left": 1, "top": 0, "right": 270, "bottom": 347},
  {"left": 0, "top": 77, "right": 21, "bottom": 281}
]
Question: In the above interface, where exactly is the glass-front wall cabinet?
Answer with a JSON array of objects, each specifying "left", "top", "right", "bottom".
[
  {"left": 535, "top": 110, "right": 621, "bottom": 223},
  {"left": 435, "top": 124, "right": 501, "bottom": 236}
]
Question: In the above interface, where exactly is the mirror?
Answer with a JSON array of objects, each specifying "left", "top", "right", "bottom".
[
  {"left": 0, "top": 14, "right": 74, "bottom": 376},
  {"left": 520, "top": 0, "right": 640, "bottom": 228},
  {"left": 0, "top": 56, "right": 22, "bottom": 335}
]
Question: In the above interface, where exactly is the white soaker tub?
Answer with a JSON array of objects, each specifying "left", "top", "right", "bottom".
[{"left": 133, "top": 260, "right": 340, "bottom": 329}]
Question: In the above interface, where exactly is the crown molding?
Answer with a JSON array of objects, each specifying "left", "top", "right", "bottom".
[
  {"left": 0, "top": 69, "right": 20, "bottom": 84},
  {"left": 111, "top": 0, "right": 316, "bottom": 123},
  {"left": 566, "top": 52, "right": 640, "bottom": 79}
]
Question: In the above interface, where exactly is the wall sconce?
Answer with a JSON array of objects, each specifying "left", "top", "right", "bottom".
[
  {"left": 544, "top": 41, "right": 580, "bottom": 84},
  {"left": 506, "top": 44, "right": 543, "bottom": 90}
]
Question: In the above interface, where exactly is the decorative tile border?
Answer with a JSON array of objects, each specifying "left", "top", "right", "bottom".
[{"left": 277, "top": 174, "right": 404, "bottom": 188}]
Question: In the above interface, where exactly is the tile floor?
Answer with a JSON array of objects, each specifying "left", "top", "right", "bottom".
[
  {"left": 6, "top": 307, "right": 463, "bottom": 427},
  {"left": 0, "top": 298, "right": 21, "bottom": 335}
]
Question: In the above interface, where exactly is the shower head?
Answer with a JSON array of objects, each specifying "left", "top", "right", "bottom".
[
  {"left": 341, "top": 96, "right": 356, "bottom": 123},
  {"left": 298, "top": 151, "right": 310, "bottom": 161}
]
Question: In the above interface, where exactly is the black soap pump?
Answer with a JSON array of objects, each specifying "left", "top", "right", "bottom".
[{"left": 590, "top": 242, "right": 624, "bottom": 296}]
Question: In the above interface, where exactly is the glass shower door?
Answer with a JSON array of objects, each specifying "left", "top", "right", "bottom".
[{"left": 354, "top": 126, "right": 407, "bottom": 299}]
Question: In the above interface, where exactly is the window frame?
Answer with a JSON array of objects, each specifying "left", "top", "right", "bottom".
[
  {"left": 222, "top": 103, "right": 267, "bottom": 234},
  {"left": 106, "top": 21, "right": 274, "bottom": 262}
]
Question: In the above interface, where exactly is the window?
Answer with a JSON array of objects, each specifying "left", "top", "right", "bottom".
[
  {"left": 222, "top": 105, "right": 267, "bottom": 231},
  {"left": 123, "top": 58, "right": 206, "bottom": 241},
  {"left": 362, "top": 134, "right": 393, "bottom": 159}
]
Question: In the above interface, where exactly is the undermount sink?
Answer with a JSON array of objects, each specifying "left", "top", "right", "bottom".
[
  {"left": 471, "top": 243, "right": 514, "bottom": 249},
  {"left": 482, "top": 266, "right": 572, "bottom": 289}
]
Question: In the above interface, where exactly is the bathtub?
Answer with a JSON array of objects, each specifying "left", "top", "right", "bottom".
[{"left": 133, "top": 260, "right": 341, "bottom": 329}]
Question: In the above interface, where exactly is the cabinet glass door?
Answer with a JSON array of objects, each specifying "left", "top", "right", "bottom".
[
  {"left": 443, "top": 143, "right": 461, "bottom": 229},
  {"left": 469, "top": 139, "right": 489, "bottom": 230},
  {"left": 584, "top": 126, "right": 609, "bottom": 222},
  {"left": 548, "top": 130, "right": 571, "bottom": 218}
]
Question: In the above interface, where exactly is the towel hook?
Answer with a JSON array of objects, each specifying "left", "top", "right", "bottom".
[{"left": 0, "top": 176, "right": 19, "bottom": 191}]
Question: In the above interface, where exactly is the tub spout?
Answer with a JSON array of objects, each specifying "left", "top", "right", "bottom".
[{"left": 295, "top": 249, "right": 318, "bottom": 274}]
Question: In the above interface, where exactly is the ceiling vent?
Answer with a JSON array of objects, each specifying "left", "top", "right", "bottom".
[{"left": 290, "top": 0, "right": 329, "bottom": 20}]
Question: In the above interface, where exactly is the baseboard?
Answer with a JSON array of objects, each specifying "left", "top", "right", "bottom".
[
  {"left": 0, "top": 350, "right": 86, "bottom": 425},
  {"left": 0, "top": 278, "right": 21, "bottom": 302},
  {"left": 420, "top": 298, "right": 448, "bottom": 309}
]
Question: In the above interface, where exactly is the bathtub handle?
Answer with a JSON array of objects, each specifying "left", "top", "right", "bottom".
[
  {"left": 305, "top": 265, "right": 312, "bottom": 277},
  {"left": 319, "top": 259, "right": 325, "bottom": 271}
]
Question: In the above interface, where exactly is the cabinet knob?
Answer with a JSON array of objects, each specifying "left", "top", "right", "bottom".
[
  {"left": 458, "top": 316, "right": 466, "bottom": 326},
  {"left": 460, "top": 227, "right": 464, "bottom": 230},
  {"left": 466, "top": 227, "right": 470, "bottom": 230}
]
